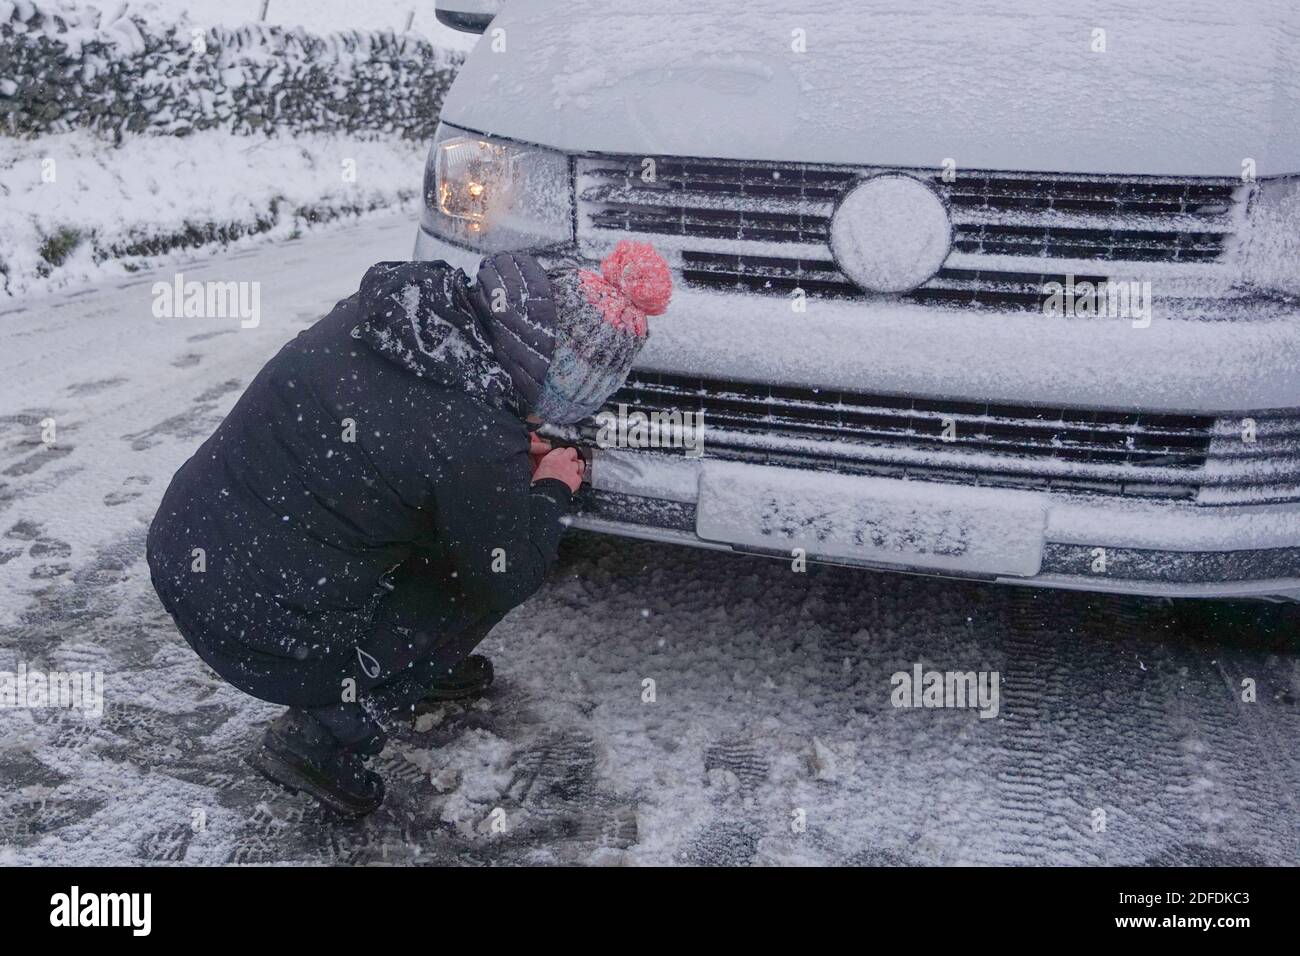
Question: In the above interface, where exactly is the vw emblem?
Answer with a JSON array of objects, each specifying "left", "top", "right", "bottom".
[{"left": 830, "top": 174, "right": 952, "bottom": 294}]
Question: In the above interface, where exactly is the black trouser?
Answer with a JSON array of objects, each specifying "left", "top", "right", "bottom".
[{"left": 306, "top": 559, "right": 504, "bottom": 752}]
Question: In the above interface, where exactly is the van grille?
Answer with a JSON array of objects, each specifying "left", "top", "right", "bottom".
[
  {"left": 576, "top": 156, "right": 1248, "bottom": 310},
  {"left": 583, "top": 372, "right": 1300, "bottom": 505}
]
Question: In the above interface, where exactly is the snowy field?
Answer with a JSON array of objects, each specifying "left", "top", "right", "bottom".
[
  {"left": 130, "top": 0, "right": 478, "bottom": 49},
  {"left": 0, "top": 216, "right": 1296, "bottom": 865}
]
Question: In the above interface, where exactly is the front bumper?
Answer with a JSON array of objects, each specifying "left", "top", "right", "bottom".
[
  {"left": 415, "top": 226, "right": 1300, "bottom": 601},
  {"left": 574, "top": 451, "right": 1300, "bottom": 601}
]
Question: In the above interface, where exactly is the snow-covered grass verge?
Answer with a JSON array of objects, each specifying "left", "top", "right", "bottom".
[
  {"left": 0, "top": 0, "right": 468, "bottom": 298},
  {"left": 0, "top": 129, "right": 427, "bottom": 297}
]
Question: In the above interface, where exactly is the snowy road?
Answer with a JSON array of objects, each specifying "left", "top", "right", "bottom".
[{"left": 1, "top": 214, "right": 1297, "bottom": 865}]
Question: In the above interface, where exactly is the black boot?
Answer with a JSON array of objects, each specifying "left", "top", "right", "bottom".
[
  {"left": 250, "top": 709, "right": 385, "bottom": 818},
  {"left": 418, "top": 654, "right": 494, "bottom": 705}
]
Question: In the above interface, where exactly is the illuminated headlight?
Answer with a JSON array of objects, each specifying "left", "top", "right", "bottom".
[
  {"left": 421, "top": 123, "right": 573, "bottom": 252},
  {"left": 1242, "top": 175, "right": 1300, "bottom": 300}
]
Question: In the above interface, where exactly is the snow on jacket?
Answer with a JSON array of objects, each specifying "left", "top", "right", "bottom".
[{"left": 146, "top": 258, "right": 572, "bottom": 707}]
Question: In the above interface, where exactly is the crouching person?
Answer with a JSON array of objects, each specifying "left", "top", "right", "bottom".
[{"left": 147, "top": 242, "right": 672, "bottom": 817}]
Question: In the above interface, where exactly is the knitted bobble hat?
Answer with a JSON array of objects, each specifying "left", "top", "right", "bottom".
[{"left": 534, "top": 240, "right": 672, "bottom": 424}]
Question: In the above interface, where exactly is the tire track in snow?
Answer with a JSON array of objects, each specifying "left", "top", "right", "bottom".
[
  {"left": 993, "top": 588, "right": 1095, "bottom": 863},
  {"left": 991, "top": 591, "right": 1208, "bottom": 864}
]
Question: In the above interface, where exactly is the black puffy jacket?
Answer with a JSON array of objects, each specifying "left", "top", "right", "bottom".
[{"left": 147, "top": 256, "right": 570, "bottom": 707}]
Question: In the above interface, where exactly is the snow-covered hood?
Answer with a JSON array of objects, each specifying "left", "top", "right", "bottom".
[{"left": 442, "top": 0, "right": 1300, "bottom": 177}]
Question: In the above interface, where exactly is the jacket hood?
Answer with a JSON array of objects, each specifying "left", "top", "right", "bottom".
[
  {"left": 442, "top": 0, "right": 1300, "bottom": 178},
  {"left": 468, "top": 252, "right": 559, "bottom": 413},
  {"left": 352, "top": 261, "right": 522, "bottom": 412}
]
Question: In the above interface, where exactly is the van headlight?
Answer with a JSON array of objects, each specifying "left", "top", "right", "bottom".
[
  {"left": 1242, "top": 176, "right": 1300, "bottom": 300},
  {"left": 421, "top": 124, "right": 573, "bottom": 252}
]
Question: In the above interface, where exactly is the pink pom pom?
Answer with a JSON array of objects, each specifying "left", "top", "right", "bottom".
[
  {"left": 601, "top": 240, "right": 672, "bottom": 316},
  {"left": 578, "top": 270, "right": 639, "bottom": 335}
]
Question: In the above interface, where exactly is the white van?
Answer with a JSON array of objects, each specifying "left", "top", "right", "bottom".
[{"left": 420, "top": 0, "right": 1300, "bottom": 603}]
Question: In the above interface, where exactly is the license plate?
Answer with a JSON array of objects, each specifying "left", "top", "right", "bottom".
[{"left": 696, "top": 463, "right": 1045, "bottom": 577}]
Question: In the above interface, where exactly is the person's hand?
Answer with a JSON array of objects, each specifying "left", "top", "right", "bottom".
[
  {"left": 528, "top": 433, "right": 552, "bottom": 478},
  {"left": 533, "top": 447, "right": 584, "bottom": 493}
]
